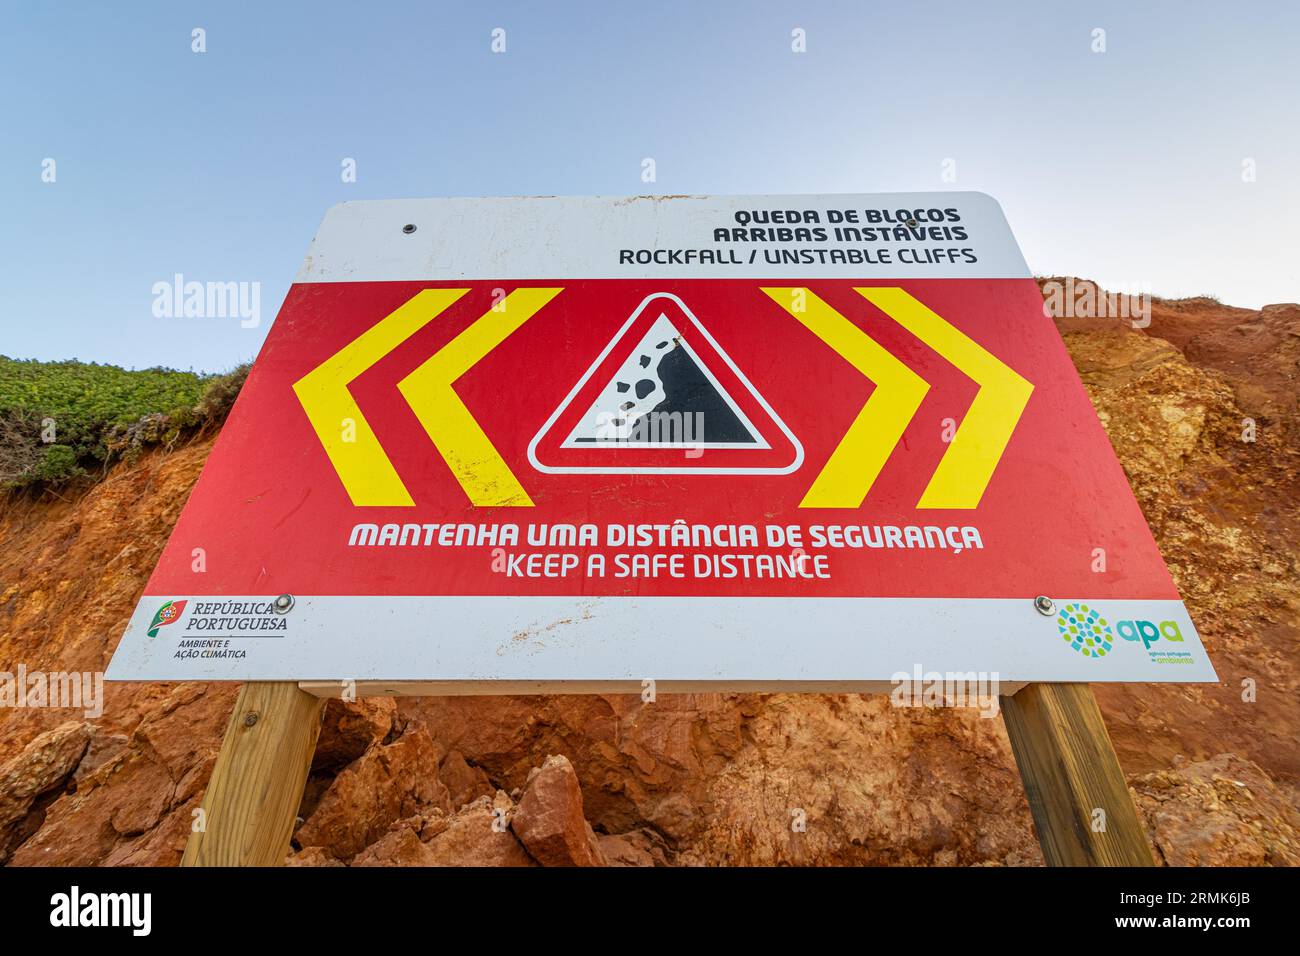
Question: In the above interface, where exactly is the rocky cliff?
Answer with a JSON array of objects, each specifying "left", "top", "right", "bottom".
[{"left": 1, "top": 283, "right": 1296, "bottom": 866}]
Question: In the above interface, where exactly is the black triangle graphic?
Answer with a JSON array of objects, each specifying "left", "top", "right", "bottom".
[{"left": 563, "top": 312, "right": 765, "bottom": 447}]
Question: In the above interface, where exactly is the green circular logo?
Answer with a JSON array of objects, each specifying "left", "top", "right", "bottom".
[{"left": 1056, "top": 602, "right": 1113, "bottom": 658}]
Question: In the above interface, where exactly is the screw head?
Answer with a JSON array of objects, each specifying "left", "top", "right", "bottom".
[
  {"left": 243, "top": 712, "right": 260, "bottom": 728},
  {"left": 1034, "top": 595, "right": 1056, "bottom": 616},
  {"left": 401, "top": 223, "right": 417, "bottom": 234},
  {"left": 272, "top": 593, "right": 294, "bottom": 614}
]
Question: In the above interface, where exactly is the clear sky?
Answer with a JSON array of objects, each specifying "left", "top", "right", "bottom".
[{"left": 3, "top": 0, "right": 1297, "bottom": 372}]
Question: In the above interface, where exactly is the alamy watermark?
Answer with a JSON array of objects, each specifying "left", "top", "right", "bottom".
[
  {"left": 593, "top": 408, "right": 705, "bottom": 458},
  {"left": 890, "top": 665, "right": 1001, "bottom": 718},
  {"left": 49, "top": 886, "right": 150, "bottom": 935},
  {"left": 1, "top": 665, "right": 104, "bottom": 719},
  {"left": 152, "top": 273, "right": 260, "bottom": 328},
  {"left": 1041, "top": 277, "right": 1151, "bottom": 329}
]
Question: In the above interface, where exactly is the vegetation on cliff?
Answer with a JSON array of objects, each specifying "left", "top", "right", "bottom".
[{"left": 0, "top": 357, "right": 248, "bottom": 489}]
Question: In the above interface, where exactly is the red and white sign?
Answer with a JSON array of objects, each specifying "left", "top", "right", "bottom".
[{"left": 108, "top": 194, "right": 1216, "bottom": 687}]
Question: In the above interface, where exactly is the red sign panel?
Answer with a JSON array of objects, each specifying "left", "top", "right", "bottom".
[{"left": 108, "top": 195, "right": 1214, "bottom": 685}]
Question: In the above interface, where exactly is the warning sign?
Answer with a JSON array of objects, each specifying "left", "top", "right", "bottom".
[
  {"left": 107, "top": 194, "right": 1216, "bottom": 687},
  {"left": 531, "top": 293, "right": 802, "bottom": 474}
]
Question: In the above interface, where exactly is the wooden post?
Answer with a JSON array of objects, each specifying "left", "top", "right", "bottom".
[
  {"left": 182, "top": 681, "right": 325, "bottom": 867},
  {"left": 1001, "top": 682, "right": 1154, "bottom": 866}
]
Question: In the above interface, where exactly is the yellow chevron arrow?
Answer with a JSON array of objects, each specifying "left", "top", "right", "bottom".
[
  {"left": 399, "top": 288, "right": 562, "bottom": 507},
  {"left": 762, "top": 287, "right": 930, "bottom": 508},
  {"left": 857, "top": 287, "right": 1032, "bottom": 509},
  {"left": 293, "top": 288, "right": 469, "bottom": 506}
]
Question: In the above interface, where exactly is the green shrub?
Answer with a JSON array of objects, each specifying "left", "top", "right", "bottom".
[
  {"left": 0, "top": 356, "right": 250, "bottom": 488},
  {"left": 29, "top": 444, "right": 83, "bottom": 482}
]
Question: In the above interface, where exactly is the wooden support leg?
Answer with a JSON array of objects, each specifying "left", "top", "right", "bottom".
[
  {"left": 1001, "top": 682, "right": 1154, "bottom": 867},
  {"left": 182, "top": 681, "right": 325, "bottom": 867}
]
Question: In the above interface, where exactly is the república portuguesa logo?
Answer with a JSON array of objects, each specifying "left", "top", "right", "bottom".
[
  {"left": 1056, "top": 602, "right": 1113, "bottom": 658},
  {"left": 147, "top": 600, "right": 187, "bottom": 637}
]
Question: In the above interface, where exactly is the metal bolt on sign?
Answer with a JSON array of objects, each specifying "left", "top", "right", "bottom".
[
  {"left": 1034, "top": 595, "right": 1056, "bottom": 616},
  {"left": 272, "top": 594, "right": 295, "bottom": 614}
]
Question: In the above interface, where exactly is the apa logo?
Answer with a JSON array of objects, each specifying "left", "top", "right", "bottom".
[
  {"left": 1116, "top": 617, "right": 1185, "bottom": 649},
  {"left": 147, "top": 600, "right": 187, "bottom": 638},
  {"left": 1056, "top": 602, "right": 1113, "bottom": 658}
]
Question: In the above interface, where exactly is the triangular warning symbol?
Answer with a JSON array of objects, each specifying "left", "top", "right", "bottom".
[
  {"left": 562, "top": 312, "right": 769, "bottom": 449},
  {"left": 529, "top": 293, "right": 802, "bottom": 475}
]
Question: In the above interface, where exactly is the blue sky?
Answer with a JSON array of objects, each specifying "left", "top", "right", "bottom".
[{"left": 3, "top": 0, "right": 1297, "bottom": 372}]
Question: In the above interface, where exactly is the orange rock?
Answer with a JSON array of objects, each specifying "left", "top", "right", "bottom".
[
  {"left": 313, "top": 698, "right": 396, "bottom": 771},
  {"left": 511, "top": 754, "right": 605, "bottom": 866},
  {"left": 295, "top": 719, "right": 450, "bottom": 860},
  {"left": 1133, "top": 753, "right": 1300, "bottom": 866},
  {"left": 349, "top": 816, "right": 440, "bottom": 866},
  {"left": 286, "top": 845, "right": 345, "bottom": 867},
  {"left": 420, "top": 795, "right": 534, "bottom": 867},
  {"left": 438, "top": 749, "right": 494, "bottom": 809},
  {"left": 597, "top": 828, "right": 670, "bottom": 867},
  {"left": 0, "top": 720, "right": 89, "bottom": 862}
]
